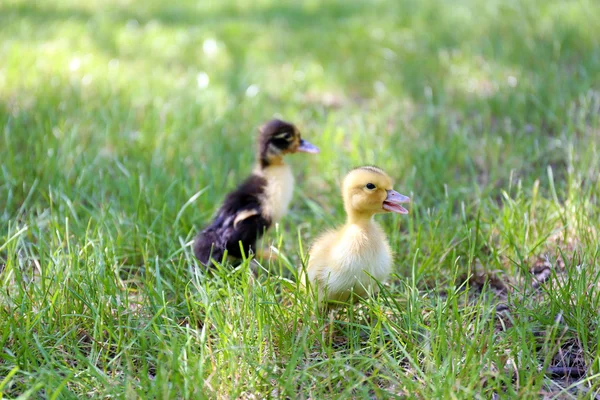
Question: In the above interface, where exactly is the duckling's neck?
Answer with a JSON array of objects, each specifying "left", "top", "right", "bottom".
[
  {"left": 255, "top": 160, "right": 294, "bottom": 223},
  {"left": 345, "top": 211, "right": 376, "bottom": 228},
  {"left": 259, "top": 154, "right": 285, "bottom": 168}
]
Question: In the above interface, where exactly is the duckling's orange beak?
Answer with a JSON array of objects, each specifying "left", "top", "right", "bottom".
[
  {"left": 297, "top": 139, "right": 320, "bottom": 154},
  {"left": 382, "top": 190, "right": 410, "bottom": 214}
]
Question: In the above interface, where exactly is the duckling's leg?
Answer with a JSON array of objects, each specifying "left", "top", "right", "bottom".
[
  {"left": 254, "top": 247, "right": 278, "bottom": 263},
  {"left": 246, "top": 247, "right": 275, "bottom": 277}
]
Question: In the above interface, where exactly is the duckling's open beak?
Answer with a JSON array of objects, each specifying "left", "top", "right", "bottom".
[
  {"left": 297, "top": 139, "right": 320, "bottom": 154},
  {"left": 382, "top": 190, "right": 410, "bottom": 214}
]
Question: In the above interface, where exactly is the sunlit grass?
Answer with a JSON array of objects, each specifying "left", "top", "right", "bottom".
[{"left": 1, "top": 0, "right": 600, "bottom": 397}]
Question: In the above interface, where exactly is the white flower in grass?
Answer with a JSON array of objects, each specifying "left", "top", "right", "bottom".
[
  {"left": 203, "top": 38, "right": 218, "bottom": 57},
  {"left": 69, "top": 58, "right": 81, "bottom": 71},
  {"left": 246, "top": 84, "right": 260, "bottom": 97},
  {"left": 197, "top": 72, "right": 210, "bottom": 89}
]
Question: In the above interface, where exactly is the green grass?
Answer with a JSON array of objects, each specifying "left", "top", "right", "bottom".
[{"left": 1, "top": 0, "right": 600, "bottom": 397}]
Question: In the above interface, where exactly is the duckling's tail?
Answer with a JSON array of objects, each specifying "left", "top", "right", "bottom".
[{"left": 193, "top": 230, "right": 224, "bottom": 267}]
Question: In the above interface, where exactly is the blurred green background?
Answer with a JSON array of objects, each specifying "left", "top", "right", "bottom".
[
  {"left": 1, "top": 0, "right": 599, "bottom": 397},
  {"left": 2, "top": 0, "right": 598, "bottom": 259}
]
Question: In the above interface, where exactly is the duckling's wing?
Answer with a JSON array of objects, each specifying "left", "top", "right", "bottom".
[
  {"left": 194, "top": 174, "right": 270, "bottom": 265},
  {"left": 224, "top": 210, "right": 271, "bottom": 258},
  {"left": 194, "top": 206, "right": 269, "bottom": 265}
]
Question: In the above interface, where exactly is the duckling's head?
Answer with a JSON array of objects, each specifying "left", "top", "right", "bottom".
[
  {"left": 342, "top": 166, "right": 410, "bottom": 220},
  {"left": 258, "top": 119, "right": 319, "bottom": 167}
]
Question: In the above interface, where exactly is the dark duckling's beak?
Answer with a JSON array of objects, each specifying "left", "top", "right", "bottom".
[
  {"left": 382, "top": 190, "right": 410, "bottom": 214},
  {"left": 297, "top": 139, "right": 320, "bottom": 154}
]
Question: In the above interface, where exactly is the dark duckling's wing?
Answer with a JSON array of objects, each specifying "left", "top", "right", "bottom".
[{"left": 193, "top": 174, "right": 272, "bottom": 266}]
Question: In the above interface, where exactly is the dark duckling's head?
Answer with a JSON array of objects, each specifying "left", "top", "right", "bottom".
[{"left": 258, "top": 119, "right": 319, "bottom": 167}]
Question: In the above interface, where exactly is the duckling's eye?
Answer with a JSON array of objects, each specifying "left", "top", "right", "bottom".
[{"left": 366, "top": 183, "right": 376, "bottom": 190}]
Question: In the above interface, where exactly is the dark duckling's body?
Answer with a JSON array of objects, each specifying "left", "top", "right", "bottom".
[{"left": 194, "top": 119, "right": 319, "bottom": 266}]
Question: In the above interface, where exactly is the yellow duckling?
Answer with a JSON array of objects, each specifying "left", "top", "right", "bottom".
[{"left": 300, "top": 166, "right": 410, "bottom": 307}]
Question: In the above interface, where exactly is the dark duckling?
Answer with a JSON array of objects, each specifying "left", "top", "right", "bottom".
[{"left": 194, "top": 119, "right": 319, "bottom": 266}]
